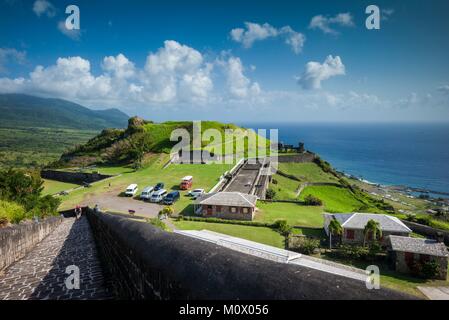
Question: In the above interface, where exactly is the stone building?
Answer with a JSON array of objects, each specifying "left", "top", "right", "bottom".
[
  {"left": 323, "top": 213, "right": 412, "bottom": 246},
  {"left": 388, "top": 235, "right": 449, "bottom": 280},
  {"left": 194, "top": 192, "right": 258, "bottom": 221}
]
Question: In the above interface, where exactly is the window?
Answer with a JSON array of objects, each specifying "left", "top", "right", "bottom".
[
  {"left": 242, "top": 208, "right": 249, "bottom": 214},
  {"left": 231, "top": 207, "right": 237, "bottom": 213},
  {"left": 346, "top": 229, "right": 355, "bottom": 240},
  {"left": 216, "top": 206, "right": 221, "bottom": 212}
]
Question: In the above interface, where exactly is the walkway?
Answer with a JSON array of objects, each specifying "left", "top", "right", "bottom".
[
  {"left": 0, "top": 217, "right": 112, "bottom": 300},
  {"left": 418, "top": 286, "right": 449, "bottom": 300}
]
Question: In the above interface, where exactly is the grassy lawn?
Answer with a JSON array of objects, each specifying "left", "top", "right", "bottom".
[
  {"left": 270, "top": 174, "right": 300, "bottom": 200},
  {"left": 299, "top": 185, "right": 365, "bottom": 213},
  {"left": 173, "top": 220, "right": 285, "bottom": 248},
  {"left": 42, "top": 179, "right": 79, "bottom": 195},
  {"left": 278, "top": 162, "right": 339, "bottom": 183},
  {"left": 58, "top": 153, "right": 233, "bottom": 213},
  {"left": 256, "top": 201, "right": 324, "bottom": 227},
  {"left": 319, "top": 253, "right": 449, "bottom": 298}
]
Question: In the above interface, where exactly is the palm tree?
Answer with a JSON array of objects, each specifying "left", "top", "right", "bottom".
[
  {"left": 363, "top": 219, "right": 382, "bottom": 247},
  {"left": 328, "top": 219, "right": 342, "bottom": 250}
]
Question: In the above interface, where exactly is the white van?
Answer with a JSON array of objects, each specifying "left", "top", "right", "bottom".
[
  {"left": 125, "top": 184, "right": 138, "bottom": 197},
  {"left": 140, "top": 186, "right": 154, "bottom": 200},
  {"left": 149, "top": 189, "right": 167, "bottom": 203}
]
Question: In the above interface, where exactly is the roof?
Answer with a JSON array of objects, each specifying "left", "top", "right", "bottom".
[
  {"left": 389, "top": 235, "right": 449, "bottom": 257},
  {"left": 196, "top": 192, "right": 258, "bottom": 207},
  {"left": 182, "top": 176, "right": 193, "bottom": 181},
  {"left": 330, "top": 213, "right": 412, "bottom": 233},
  {"left": 126, "top": 184, "right": 137, "bottom": 189}
]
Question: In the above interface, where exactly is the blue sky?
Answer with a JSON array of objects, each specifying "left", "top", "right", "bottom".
[{"left": 0, "top": 0, "right": 448, "bottom": 122}]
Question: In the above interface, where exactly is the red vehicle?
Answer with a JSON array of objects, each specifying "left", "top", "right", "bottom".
[{"left": 180, "top": 176, "right": 193, "bottom": 190}]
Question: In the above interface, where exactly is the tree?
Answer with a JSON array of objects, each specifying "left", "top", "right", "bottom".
[
  {"left": 304, "top": 194, "right": 323, "bottom": 206},
  {"left": 328, "top": 219, "right": 343, "bottom": 250},
  {"left": 159, "top": 206, "right": 174, "bottom": 219},
  {"left": 363, "top": 219, "right": 382, "bottom": 247},
  {"left": 265, "top": 188, "right": 276, "bottom": 200}
]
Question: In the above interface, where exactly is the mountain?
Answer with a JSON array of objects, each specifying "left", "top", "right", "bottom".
[
  {"left": 0, "top": 94, "right": 129, "bottom": 130},
  {"left": 58, "top": 117, "right": 270, "bottom": 167}
]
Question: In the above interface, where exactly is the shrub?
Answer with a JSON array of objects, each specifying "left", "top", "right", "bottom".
[
  {"left": 297, "top": 238, "right": 320, "bottom": 255},
  {"left": 159, "top": 206, "right": 174, "bottom": 218},
  {"left": 421, "top": 260, "right": 440, "bottom": 279},
  {"left": 273, "top": 219, "right": 292, "bottom": 235},
  {"left": 0, "top": 200, "right": 27, "bottom": 226},
  {"left": 271, "top": 178, "right": 278, "bottom": 185},
  {"left": 147, "top": 218, "right": 169, "bottom": 231},
  {"left": 303, "top": 194, "right": 323, "bottom": 206},
  {"left": 336, "top": 245, "right": 369, "bottom": 260},
  {"left": 180, "top": 216, "right": 274, "bottom": 227},
  {"left": 265, "top": 188, "right": 276, "bottom": 200}
]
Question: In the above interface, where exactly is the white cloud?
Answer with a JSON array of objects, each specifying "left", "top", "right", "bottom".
[
  {"left": 0, "top": 48, "right": 27, "bottom": 73},
  {"left": 32, "top": 0, "right": 56, "bottom": 17},
  {"left": 297, "top": 55, "right": 346, "bottom": 90},
  {"left": 57, "top": 21, "right": 81, "bottom": 40},
  {"left": 309, "top": 13, "right": 354, "bottom": 35},
  {"left": 0, "top": 41, "right": 218, "bottom": 108},
  {"left": 102, "top": 54, "right": 135, "bottom": 79},
  {"left": 230, "top": 22, "right": 305, "bottom": 54},
  {"left": 141, "top": 40, "right": 213, "bottom": 103},
  {"left": 218, "top": 56, "right": 261, "bottom": 100},
  {"left": 437, "top": 85, "right": 449, "bottom": 94}
]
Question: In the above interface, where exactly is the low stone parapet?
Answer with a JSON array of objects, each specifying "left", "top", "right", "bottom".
[
  {"left": 0, "top": 216, "right": 63, "bottom": 272},
  {"left": 87, "top": 210, "right": 416, "bottom": 300}
]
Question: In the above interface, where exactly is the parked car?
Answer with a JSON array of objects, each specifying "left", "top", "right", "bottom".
[
  {"left": 189, "top": 188, "right": 204, "bottom": 199},
  {"left": 125, "top": 184, "right": 138, "bottom": 197},
  {"left": 140, "top": 186, "right": 154, "bottom": 201},
  {"left": 154, "top": 182, "right": 165, "bottom": 191},
  {"left": 180, "top": 176, "right": 193, "bottom": 190},
  {"left": 163, "top": 191, "right": 180, "bottom": 205},
  {"left": 149, "top": 189, "right": 167, "bottom": 203}
]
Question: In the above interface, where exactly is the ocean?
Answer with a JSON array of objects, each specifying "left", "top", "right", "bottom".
[{"left": 238, "top": 122, "right": 449, "bottom": 195}]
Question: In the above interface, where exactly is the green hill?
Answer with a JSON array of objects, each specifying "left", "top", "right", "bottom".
[
  {"left": 58, "top": 117, "right": 270, "bottom": 167},
  {"left": 0, "top": 94, "right": 129, "bottom": 130}
]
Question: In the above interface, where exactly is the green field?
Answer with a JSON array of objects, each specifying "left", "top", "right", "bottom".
[
  {"left": 299, "top": 185, "right": 365, "bottom": 213},
  {"left": 0, "top": 126, "right": 97, "bottom": 168},
  {"left": 270, "top": 174, "right": 301, "bottom": 200},
  {"left": 58, "top": 154, "right": 234, "bottom": 214},
  {"left": 256, "top": 201, "right": 324, "bottom": 227},
  {"left": 42, "top": 179, "right": 80, "bottom": 196},
  {"left": 277, "top": 162, "right": 339, "bottom": 183},
  {"left": 173, "top": 220, "right": 285, "bottom": 248}
]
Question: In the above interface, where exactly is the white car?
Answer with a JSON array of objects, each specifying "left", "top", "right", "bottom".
[
  {"left": 149, "top": 189, "right": 167, "bottom": 203},
  {"left": 125, "top": 184, "right": 138, "bottom": 197},
  {"left": 189, "top": 188, "right": 205, "bottom": 199},
  {"left": 140, "top": 186, "right": 154, "bottom": 201}
]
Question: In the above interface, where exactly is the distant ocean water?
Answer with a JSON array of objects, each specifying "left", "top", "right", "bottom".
[{"left": 238, "top": 122, "right": 449, "bottom": 195}]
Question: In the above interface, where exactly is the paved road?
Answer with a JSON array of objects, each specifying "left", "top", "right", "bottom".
[{"left": 0, "top": 217, "right": 112, "bottom": 300}]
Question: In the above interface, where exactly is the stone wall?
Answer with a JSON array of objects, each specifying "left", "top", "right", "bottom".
[
  {"left": 393, "top": 251, "right": 448, "bottom": 280},
  {"left": 0, "top": 216, "right": 63, "bottom": 272},
  {"left": 200, "top": 204, "right": 254, "bottom": 221},
  {"left": 342, "top": 229, "right": 410, "bottom": 246},
  {"left": 41, "top": 170, "right": 113, "bottom": 185},
  {"left": 401, "top": 220, "right": 449, "bottom": 245},
  {"left": 87, "top": 210, "right": 415, "bottom": 300}
]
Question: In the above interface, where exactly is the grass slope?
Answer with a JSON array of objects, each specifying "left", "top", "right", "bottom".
[
  {"left": 256, "top": 201, "right": 324, "bottom": 227},
  {"left": 173, "top": 220, "right": 285, "bottom": 248},
  {"left": 278, "top": 162, "right": 339, "bottom": 183},
  {"left": 299, "top": 185, "right": 365, "bottom": 213}
]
